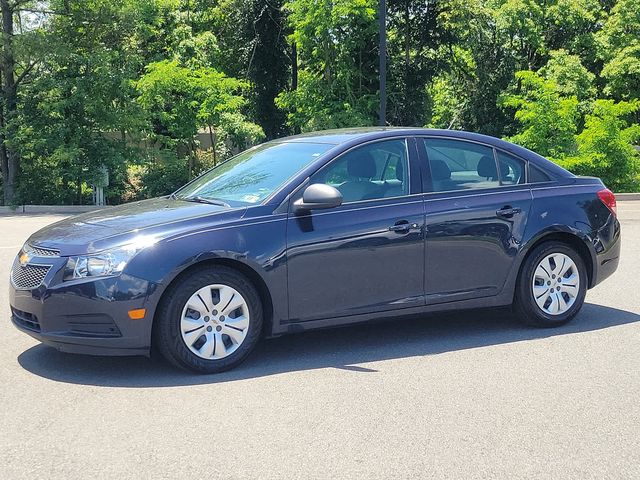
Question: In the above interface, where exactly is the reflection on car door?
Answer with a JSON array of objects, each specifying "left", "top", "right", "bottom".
[
  {"left": 420, "top": 137, "right": 532, "bottom": 304},
  {"left": 285, "top": 138, "right": 425, "bottom": 323}
]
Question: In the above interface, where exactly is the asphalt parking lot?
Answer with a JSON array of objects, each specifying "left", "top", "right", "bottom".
[{"left": 0, "top": 204, "right": 639, "bottom": 479}]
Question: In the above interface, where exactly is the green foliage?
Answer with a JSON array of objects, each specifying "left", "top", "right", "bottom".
[
  {"left": 597, "top": 0, "right": 640, "bottom": 100},
  {"left": 426, "top": 71, "right": 468, "bottom": 130},
  {"left": 136, "top": 59, "right": 263, "bottom": 191},
  {"left": 561, "top": 100, "right": 640, "bottom": 191},
  {"left": 276, "top": 0, "right": 379, "bottom": 131},
  {"left": 500, "top": 71, "right": 579, "bottom": 158},
  {"left": 542, "top": 49, "right": 595, "bottom": 101},
  {"left": 12, "top": 0, "right": 150, "bottom": 204},
  {"left": 136, "top": 60, "right": 257, "bottom": 147},
  {"left": 1, "top": 0, "right": 640, "bottom": 203},
  {"left": 214, "top": 0, "right": 290, "bottom": 139}
]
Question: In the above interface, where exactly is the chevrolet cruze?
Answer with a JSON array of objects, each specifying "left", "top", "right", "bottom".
[{"left": 10, "top": 128, "right": 621, "bottom": 373}]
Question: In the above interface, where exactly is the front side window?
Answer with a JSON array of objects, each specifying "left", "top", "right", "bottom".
[
  {"left": 310, "top": 139, "right": 409, "bottom": 203},
  {"left": 424, "top": 138, "right": 499, "bottom": 192},
  {"left": 176, "top": 142, "right": 333, "bottom": 206}
]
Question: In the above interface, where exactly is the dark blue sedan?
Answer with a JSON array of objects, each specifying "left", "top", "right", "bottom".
[{"left": 9, "top": 128, "right": 621, "bottom": 373}]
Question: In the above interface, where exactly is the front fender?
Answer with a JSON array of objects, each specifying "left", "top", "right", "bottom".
[{"left": 123, "top": 212, "right": 288, "bottom": 345}]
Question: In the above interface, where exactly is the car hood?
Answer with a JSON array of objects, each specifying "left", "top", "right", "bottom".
[{"left": 27, "top": 197, "right": 246, "bottom": 256}]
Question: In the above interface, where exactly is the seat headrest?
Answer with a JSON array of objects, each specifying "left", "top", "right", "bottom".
[
  {"left": 477, "top": 155, "right": 497, "bottom": 178},
  {"left": 395, "top": 159, "right": 404, "bottom": 181},
  {"left": 430, "top": 160, "right": 451, "bottom": 181},
  {"left": 347, "top": 151, "right": 376, "bottom": 178}
]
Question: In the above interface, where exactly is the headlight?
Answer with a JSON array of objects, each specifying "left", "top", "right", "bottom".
[{"left": 63, "top": 238, "right": 155, "bottom": 280}]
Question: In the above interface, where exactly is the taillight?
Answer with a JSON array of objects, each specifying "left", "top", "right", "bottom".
[{"left": 597, "top": 188, "right": 617, "bottom": 217}]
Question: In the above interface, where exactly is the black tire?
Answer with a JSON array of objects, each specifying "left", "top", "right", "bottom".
[
  {"left": 154, "top": 266, "right": 263, "bottom": 374},
  {"left": 514, "top": 241, "right": 588, "bottom": 327}
]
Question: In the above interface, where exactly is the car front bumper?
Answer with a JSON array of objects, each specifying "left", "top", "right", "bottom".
[{"left": 9, "top": 258, "right": 159, "bottom": 356}]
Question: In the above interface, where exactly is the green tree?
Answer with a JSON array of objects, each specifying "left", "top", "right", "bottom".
[
  {"left": 0, "top": 0, "right": 49, "bottom": 204},
  {"left": 562, "top": 100, "right": 640, "bottom": 191},
  {"left": 385, "top": 0, "right": 442, "bottom": 126},
  {"left": 276, "top": 0, "right": 378, "bottom": 131},
  {"left": 214, "top": 0, "right": 290, "bottom": 139},
  {"left": 500, "top": 70, "right": 579, "bottom": 158},
  {"left": 13, "top": 0, "right": 155, "bottom": 204},
  {"left": 542, "top": 49, "right": 595, "bottom": 101},
  {"left": 136, "top": 59, "right": 263, "bottom": 174},
  {"left": 597, "top": 0, "right": 640, "bottom": 100},
  {"left": 2, "top": 0, "right": 640, "bottom": 203}
]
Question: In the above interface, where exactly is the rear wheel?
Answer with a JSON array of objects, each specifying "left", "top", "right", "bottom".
[
  {"left": 514, "top": 241, "right": 587, "bottom": 327},
  {"left": 155, "top": 267, "right": 263, "bottom": 373}
]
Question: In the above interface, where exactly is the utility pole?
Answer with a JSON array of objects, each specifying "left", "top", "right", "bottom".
[{"left": 378, "top": 0, "right": 386, "bottom": 126}]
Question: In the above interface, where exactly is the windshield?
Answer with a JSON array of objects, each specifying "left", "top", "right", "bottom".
[{"left": 175, "top": 142, "right": 333, "bottom": 206}]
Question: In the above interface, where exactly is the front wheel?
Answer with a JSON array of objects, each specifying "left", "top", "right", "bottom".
[
  {"left": 514, "top": 241, "right": 588, "bottom": 327},
  {"left": 155, "top": 267, "right": 263, "bottom": 373}
]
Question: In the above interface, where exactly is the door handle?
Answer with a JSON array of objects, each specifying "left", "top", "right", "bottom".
[
  {"left": 389, "top": 221, "right": 421, "bottom": 232},
  {"left": 496, "top": 206, "right": 522, "bottom": 218}
]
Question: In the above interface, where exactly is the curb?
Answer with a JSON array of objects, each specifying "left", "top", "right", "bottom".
[
  {"left": 616, "top": 193, "right": 640, "bottom": 201},
  {"left": 0, "top": 205, "right": 110, "bottom": 215}
]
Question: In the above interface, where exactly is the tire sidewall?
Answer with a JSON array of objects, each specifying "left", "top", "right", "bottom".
[
  {"left": 158, "top": 267, "right": 263, "bottom": 373},
  {"left": 518, "top": 242, "right": 587, "bottom": 326}
]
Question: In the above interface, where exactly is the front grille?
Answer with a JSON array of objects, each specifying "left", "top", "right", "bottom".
[
  {"left": 11, "top": 308, "right": 41, "bottom": 331},
  {"left": 11, "top": 259, "right": 51, "bottom": 290},
  {"left": 29, "top": 245, "right": 60, "bottom": 257}
]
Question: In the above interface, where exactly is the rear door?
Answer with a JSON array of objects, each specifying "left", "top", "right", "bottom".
[{"left": 419, "top": 137, "right": 532, "bottom": 304}]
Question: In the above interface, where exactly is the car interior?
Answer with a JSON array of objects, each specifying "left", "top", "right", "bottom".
[
  {"left": 314, "top": 140, "right": 409, "bottom": 202},
  {"left": 311, "top": 138, "right": 528, "bottom": 201},
  {"left": 426, "top": 140, "right": 525, "bottom": 192}
]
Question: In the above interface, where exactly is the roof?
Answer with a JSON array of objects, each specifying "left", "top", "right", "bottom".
[
  {"left": 277, "top": 127, "right": 512, "bottom": 147},
  {"left": 273, "top": 126, "right": 573, "bottom": 178},
  {"left": 280, "top": 127, "right": 408, "bottom": 144}
]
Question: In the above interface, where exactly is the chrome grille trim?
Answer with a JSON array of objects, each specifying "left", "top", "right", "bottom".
[
  {"left": 11, "top": 258, "right": 51, "bottom": 290},
  {"left": 28, "top": 245, "right": 60, "bottom": 257}
]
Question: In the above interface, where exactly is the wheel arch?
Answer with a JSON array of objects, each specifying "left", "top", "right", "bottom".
[
  {"left": 151, "top": 258, "right": 275, "bottom": 342},
  {"left": 517, "top": 230, "right": 596, "bottom": 290}
]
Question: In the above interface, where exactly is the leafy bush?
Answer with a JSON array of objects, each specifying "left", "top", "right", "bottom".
[
  {"left": 500, "top": 71, "right": 579, "bottom": 158},
  {"left": 560, "top": 100, "right": 640, "bottom": 191}
]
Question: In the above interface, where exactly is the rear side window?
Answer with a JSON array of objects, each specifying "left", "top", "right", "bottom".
[
  {"left": 496, "top": 151, "right": 525, "bottom": 185},
  {"left": 529, "top": 164, "right": 551, "bottom": 183},
  {"left": 423, "top": 138, "right": 499, "bottom": 192}
]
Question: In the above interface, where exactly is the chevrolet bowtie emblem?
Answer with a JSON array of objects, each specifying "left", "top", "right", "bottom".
[{"left": 18, "top": 251, "right": 32, "bottom": 267}]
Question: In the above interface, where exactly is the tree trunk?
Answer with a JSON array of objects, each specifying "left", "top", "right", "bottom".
[
  {"left": 0, "top": 69, "right": 7, "bottom": 204},
  {"left": 404, "top": 0, "right": 410, "bottom": 68},
  {"left": 76, "top": 175, "right": 82, "bottom": 205},
  {"left": 188, "top": 139, "right": 195, "bottom": 179},
  {"left": 208, "top": 125, "right": 217, "bottom": 165},
  {"left": 0, "top": 0, "right": 19, "bottom": 205},
  {"left": 291, "top": 41, "right": 298, "bottom": 91},
  {"left": 291, "top": 41, "right": 300, "bottom": 135}
]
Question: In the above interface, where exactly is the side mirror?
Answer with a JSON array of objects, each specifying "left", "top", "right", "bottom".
[{"left": 293, "top": 183, "right": 343, "bottom": 213}]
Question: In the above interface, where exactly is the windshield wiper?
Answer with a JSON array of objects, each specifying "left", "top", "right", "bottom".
[{"left": 182, "top": 196, "right": 231, "bottom": 208}]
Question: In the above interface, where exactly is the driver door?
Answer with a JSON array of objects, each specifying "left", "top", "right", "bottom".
[{"left": 285, "top": 138, "right": 425, "bottom": 323}]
